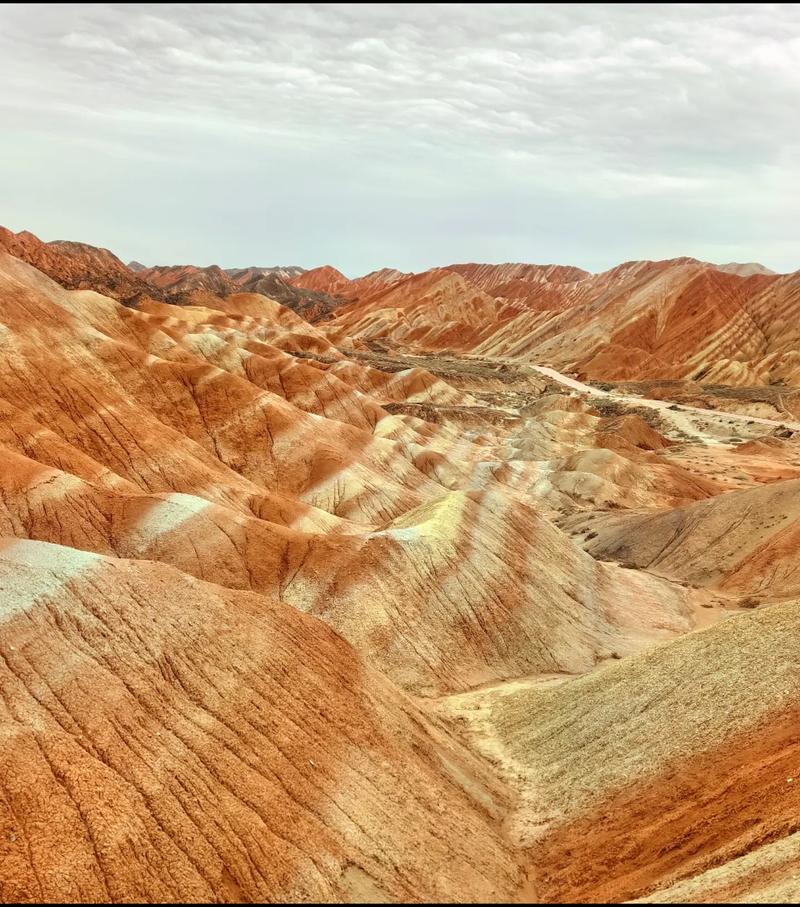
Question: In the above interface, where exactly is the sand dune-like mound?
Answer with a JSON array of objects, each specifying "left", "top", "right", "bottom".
[
  {"left": 570, "top": 477, "right": 800, "bottom": 599},
  {"left": 537, "top": 446, "right": 719, "bottom": 511}
]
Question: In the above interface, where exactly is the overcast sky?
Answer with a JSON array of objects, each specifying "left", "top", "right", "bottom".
[{"left": 2, "top": 3, "right": 799, "bottom": 275}]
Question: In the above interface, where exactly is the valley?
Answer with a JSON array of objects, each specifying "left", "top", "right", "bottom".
[{"left": 0, "top": 229, "right": 798, "bottom": 902}]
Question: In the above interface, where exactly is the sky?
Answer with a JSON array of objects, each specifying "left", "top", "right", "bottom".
[{"left": 1, "top": 3, "right": 799, "bottom": 275}]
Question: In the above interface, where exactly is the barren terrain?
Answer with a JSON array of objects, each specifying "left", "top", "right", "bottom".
[{"left": 1, "top": 229, "right": 799, "bottom": 903}]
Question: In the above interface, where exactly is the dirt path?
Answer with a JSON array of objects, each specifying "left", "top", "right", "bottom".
[{"left": 532, "top": 366, "right": 800, "bottom": 439}]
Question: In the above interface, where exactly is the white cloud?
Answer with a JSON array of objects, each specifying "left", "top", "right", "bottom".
[{"left": 0, "top": 2, "right": 798, "bottom": 273}]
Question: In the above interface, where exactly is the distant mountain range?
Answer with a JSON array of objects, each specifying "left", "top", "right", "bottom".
[{"left": 1, "top": 224, "right": 796, "bottom": 385}]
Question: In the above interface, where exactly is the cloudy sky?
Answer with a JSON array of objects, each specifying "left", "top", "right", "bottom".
[{"left": 2, "top": 3, "right": 799, "bottom": 274}]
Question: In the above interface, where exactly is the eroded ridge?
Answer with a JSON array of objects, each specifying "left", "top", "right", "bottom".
[{"left": 1, "top": 238, "right": 799, "bottom": 903}]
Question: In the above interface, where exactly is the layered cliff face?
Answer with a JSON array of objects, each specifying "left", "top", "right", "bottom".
[
  {"left": 324, "top": 256, "right": 800, "bottom": 387},
  {"left": 1, "top": 232, "right": 800, "bottom": 903},
  {"left": 444, "top": 261, "right": 591, "bottom": 294}
]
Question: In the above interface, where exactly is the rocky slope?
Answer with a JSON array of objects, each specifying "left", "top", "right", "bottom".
[
  {"left": 1, "top": 231, "right": 799, "bottom": 903},
  {"left": 324, "top": 256, "right": 800, "bottom": 387},
  {"left": 0, "top": 226, "right": 155, "bottom": 303},
  {"left": 289, "top": 265, "right": 410, "bottom": 304},
  {"left": 438, "top": 598, "right": 800, "bottom": 902},
  {"left": 567, "top": 477, "right": 800, "bottom": 600},
  {"left": 0, "top": 226, "right": 340, "bottom": 321},
  {"left": 0, "top": 538, "right": 520, "bottom": 902}
]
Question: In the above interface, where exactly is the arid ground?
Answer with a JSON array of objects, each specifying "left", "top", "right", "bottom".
[{"left": 1, "top": 227, "right": 799, "bottom": 902}]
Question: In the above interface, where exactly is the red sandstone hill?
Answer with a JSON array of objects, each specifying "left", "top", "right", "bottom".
[
  {"left": 0, "top": 226, "right": 155, "bottom": 303},
  {"left": 137, "top": 262, "right": 343, "bottom": 320},
  {"left": 445, "top": 261, "right": 590, "bottom": 294},
  {"left": 0, "top": 226, "right": 340, "bottom": 321},
  {"left": 290, "top": 264, "right": 351, "bottom": 295},
  {"left": 289, "top": 265, "right": 415, "bottom": 304},
  {"left": 136, "top": 262, "right": 237, "bottom": 297},
  {"left": 9, "top": 223, "right": 791, "bottom": 388},
  {"left": 325, "top": 256, "right": 800, "bottom": 386},
  {"left": 225, "top": 264, "right": 306, "bottom": 282},
  {"left": 2, "top": 226, "right": 800, "bottom": 902}
]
